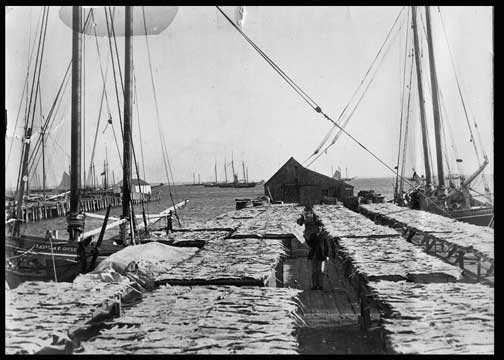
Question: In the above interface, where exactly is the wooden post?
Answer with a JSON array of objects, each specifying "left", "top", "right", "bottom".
[
  {"left": 425, "top": 236, "right": 436, "bottom": 254},
  {"left": 457, "top": 251, "right": 465, "bottom": 270},
  {"left": 476, "top": 257, "right": 481, "bottom": 281},
  {"left": 275, "top": 258, "right": 284, "bottom": 287},
  {"left": 406, "top": 229, "right": 416, "bottom": 243}
]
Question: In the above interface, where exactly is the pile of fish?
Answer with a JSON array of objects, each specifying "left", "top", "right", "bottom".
[
  {"left": 79, "top": 285, "right": 303, "bottom": 354},
  {"left": 314, "top": 205, "right": 400, "bottom": 238},
  {"left": 338, "top": 237, "right": 463, "bottom": 282},
  {"left": 367, "top": 280, "right": 494, "bottom": 354},
  {"left": 202, "top": 207, "right": 267, "bottom": 230},
  {"left": 5, "top": 273, "right": 133, "bottom": 354},
  {"left": 360, "top": 203, "right": 494, "bottom": 261},
  {"left": 155, "top": 237, "right": 286, "bottom": 285},
  {"left": 427, "top": 224, "right": 494, "bottom": 261},
  {"left": 231, "top": 204, "right": 305, "bottom": 242},
  {"left": 360, "top": 203, "right": 458, "bottom": 232}
]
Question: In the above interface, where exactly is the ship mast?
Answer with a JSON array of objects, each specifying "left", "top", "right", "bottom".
[
  {"left": 41, "top": 125, "right": 46, "bottom": 198},
  {"left": 424, "top": 6, "right": 445, "bottom": 192},
  {"left": 121, "top": 5, "right": 133, "bottom": 244},
  {"left": 411, "top": 6, "right": 433, "bottom": 191},
  {"left": 224, "top": 157, "right": 228, "bottom": 183},
  {"left": 242, "top": 161, "right": 246, "bottom": 183},
  {"left": 231, "top": 153, "right": 236, "bottom": 182},
  {"left": 67, "top": 6, "right": 84, "bottom": 241},
  {"left": 214, "top": 160, "right": 218, "bottom": 183},
  {"left": 14, "top": 127, "right": 32, "bottom": 235}
]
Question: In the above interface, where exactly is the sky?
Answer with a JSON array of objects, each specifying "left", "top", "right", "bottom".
[{"left": 5, "top": 6, "right": 493, "bottom": 189}]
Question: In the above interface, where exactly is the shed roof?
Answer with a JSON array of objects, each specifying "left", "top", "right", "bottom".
[{"left": 265, "top": 157, "right": 353, "bottom": 188}]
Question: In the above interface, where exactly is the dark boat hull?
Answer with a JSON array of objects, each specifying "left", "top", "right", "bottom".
[
  {"left": 424, "top": 206, "right": 494, "bottom": 227},
  {"left": 218, "top": 183, "right": 257, "bottom": 188},
  {"left": 5, "top": 234, "right": 122, "bottom": 289},
  {"left": 448, "top": 208, "right": 494, "bottom": 227}
]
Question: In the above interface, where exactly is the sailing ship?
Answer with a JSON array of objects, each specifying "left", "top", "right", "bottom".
[
  {"left": 332, "top": 166, "right": 356, "bottom": 182},
  {"left": 391, "top": 6, "right": 493, "bottom": 226},
  {"left": 5, "top": 6, "right": 186, "bottom": 289},
  {"left": 294, "top": 7, "right": 492, "bottom": 227},
  {"left": 217, "top": 158, "right": 258, "bottom": 188},
  {"left": 203, "top": 156, "right": 258, "bottom": 188}
]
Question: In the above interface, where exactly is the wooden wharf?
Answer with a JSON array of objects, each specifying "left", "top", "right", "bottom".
[
  {"left": 312, "top": 205, "right": 463, "bottom": 326},
  {"left": 359, "top": 203, "right": 494, "bottom": 284},
  {"left": 310, "top": 204, "right": 493, "bottom": 354},
  {"left": 5, "top": 193, "right": 161, "bottom": 224},
  {"left": 5, "top": 203, "right": 494, "bottom": 355}
]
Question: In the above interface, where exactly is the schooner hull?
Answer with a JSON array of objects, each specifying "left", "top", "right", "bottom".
[
  {"left": 450, "top": 209, "right": 494, "bottom": 227},
  {"left": 217, "top": 183, "right": 257, "bottom": 188},
  {"left": 5, "top": 234, "right": 120, "bottom": 289},
  {"left": 425, "top": 206, "right": 494, "bottom": 227}
]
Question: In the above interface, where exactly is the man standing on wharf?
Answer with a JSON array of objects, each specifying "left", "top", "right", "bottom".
[
  {"left": 307, "top": 223, "right": 331, "bottom": 290},
  {"left": 297, "top": 206, "right": 331, "bottom": 290}
]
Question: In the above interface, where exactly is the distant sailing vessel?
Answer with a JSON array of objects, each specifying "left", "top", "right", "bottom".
[
  {"left": 217, "top": 160, "right": 258, "bottom": 188},
  {"left": 332, "top": 166, "right": 356, "bottom": 182},
  {"left": 203, "top": 156, "right": 258, "bottom": 188}
]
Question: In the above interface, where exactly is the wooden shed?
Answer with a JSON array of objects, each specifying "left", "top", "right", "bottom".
[
  {"left": 264, "top": 157, "right": 354, "bottom": 206},
  {"left": 114, "top": 178, "right": 152, "bottom": 196}
]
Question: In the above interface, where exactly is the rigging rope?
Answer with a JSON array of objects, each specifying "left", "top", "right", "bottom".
[
  {"left": 6, "top": 6, "right": 42, "bottom": 165},
  {"left": 87, "top": 87, "right": 106, "bottom": 185},
  {"left": 15, "top": 7, "right": 48, "bottom": 199},
  {"left": 16, "top": 6, "right": 47, "bottom": 197},
  {"left": 104, "top": 7, "right": 125, "bottom": 143},
  {"left": 88, "top": 8, "right": 122, "bottom": 180},
  {"left": 438, "top": 7, "right": 487, "bottom": 163},
  {"left": 306, "top": 13, "right": 405, "bottom": 168},
  {"left": 438, "top": 7, "right": 490, "bottom": 198},
  {"left": 216, "top": 6, "right": 421, "bottom": 191},
  {"left": 107, "top": 7, "right": 125, "bottom": 96},
  {"left": 26, "top": 10, "right": 94, "bottom": 181},
  {"left": 438, "top": 88, "right": 464, "bottom": 176},
  {"left": 25, "top": 10, "right": 93, "bottom": 184},
  {"left": 133, "top": 72, "right": 151, "bottom": 228},
  {"left": 305, "top": 7, "right": 407, "bottom": 163},
  {"left": 400, "top": 45, "right": 414, "bottom": 194},
  {"left": 216, "top": 6, "right": 320, "bottom": 111},
  {"left": 395, "top": 8, "right": 411, "bottom": 199},
  {"left": 141, "top": 6, "right": 182, "bottom": 226},
  {"left": 27, "top": 62, "right": 71, "bottom": 178},
  {"left": 82, "top": 7, "right": 86, "bottom": 187},
  {"left": 28, "top": 7, "right": 49, "bottom": 132}
]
